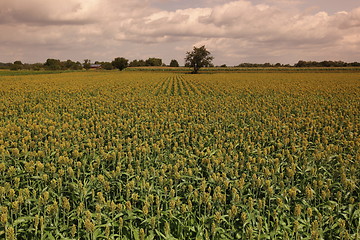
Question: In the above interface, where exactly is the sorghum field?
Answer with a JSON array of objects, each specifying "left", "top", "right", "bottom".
[{"left": 0, "top": 71, "right": 359, "bottom": 239}]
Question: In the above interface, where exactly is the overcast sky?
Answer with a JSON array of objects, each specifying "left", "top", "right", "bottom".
[{"left": 1, "top": 0, "right": 359, "bottom": 65}]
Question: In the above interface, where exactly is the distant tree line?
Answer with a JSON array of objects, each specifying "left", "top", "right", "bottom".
[
  {"left": 236, "top": 61, "right": 360, "bottom": 68},
  {"left": 0, "top": 58, "right": 180, "bottom": 71},
  {"left": 2, "top": 58, "right": 360, "bottom": 71},
  {"left": 129, "top": 58, "right": 165, "bottom": 67},
  {"left": 236, "top": 63, "right": 289, "bottom": 68},
  {"left": 0, "top": 59, "right": 84, "bottom": 71},
  {"left": 294, "top": 60, "right": 360, "bottom": 67}
]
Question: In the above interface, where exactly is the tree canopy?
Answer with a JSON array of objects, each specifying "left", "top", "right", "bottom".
[
  {"left": 112, "top": 57, "right": 129, "bottom": 71},
  {"left": 185, "top": 45, "right": 214, "bottom": 73},
  {"left": 169, "top": 59, "right": 179, "bottom": 67},
  {"left": 44, "top": 59, "right": 62, "bottom": 70},
  {"left": 145, "top": 58, "right": 162, "bottom": 67}
]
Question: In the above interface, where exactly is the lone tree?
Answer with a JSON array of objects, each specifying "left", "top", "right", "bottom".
[
  {"left": 185, "top": 45, "right": 213, "bottom": 74},
  {"left": 112, "top": 57, "right": 128, "bottom": 71}
]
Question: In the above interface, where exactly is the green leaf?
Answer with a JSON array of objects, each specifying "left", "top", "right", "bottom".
[
  {"left": 13, "top": 216, "right": 34, "bottom": 226},
  {"left": 44, "top": 232, "right": 56, "bottom": 240},
  {"left": 155, "top": 229, "right": 166, "bottom": 238},
  {"left": 145, "top": 230, "right": 155, "bottom": 240}
]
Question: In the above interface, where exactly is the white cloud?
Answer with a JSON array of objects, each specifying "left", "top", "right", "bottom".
[
  {"left": 0, "top": 0, "right": 359, "bottom": 64},
  {"left": 0, "top": 0, "right": 99, "bottom": 25},
  {"left": 116, "top": 1, "right": 343, "bottom": 45},
  {"left": 115, "top": 1, "right": 360, "bottom": 64}
]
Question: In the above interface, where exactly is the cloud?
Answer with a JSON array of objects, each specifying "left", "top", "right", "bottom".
[
  {"left": 115, "top": 1, "right": 360, "bottom": 63},
  {"left": 0, "top": 0, "right": 99, "bottom": 25},
  {"left": 0, "top": 0, "right": 359, "bottom": 64},
  {"left": 117, "top": 1, "right": 341, "bottom": 44},
  {"left": 336, "top": 8, "right": 360, "bottom": 29},
  {"left": 0, "top": 0, "right": 153, "bottom": 48}
]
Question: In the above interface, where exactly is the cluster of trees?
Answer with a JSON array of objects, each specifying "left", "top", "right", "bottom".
[
  {"left": 0, "top": 61, "right": 50, "bottom": 71},
  {"left": 129, "top": 58, "right": 163, "bottom": 67},
  {"left": 294, "top": 60, "right": 360, "bottom": 67},
  {"left": 0, "top": 59, "right": 84, "bottom": 71},
  {"left": 44, "top": 59, "right": 83, "bottom": 70},
  {"left": 235, "top": 61, "right": 360, "bottom": 68},
  {"left": 0, "top": 46, "right": 207, "bottom": 72},
  {"left": 109, "top": 58, "right": 181, "bottom": 70},
  {"left": 236, "top": 63, "right": 290, "bottom": 68},
  {"left": 0, "top": 57, "right": 181, "bottom": 71}
]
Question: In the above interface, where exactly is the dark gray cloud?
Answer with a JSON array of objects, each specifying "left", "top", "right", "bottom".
[{"left": 0, "top": 0, "right": 359, "bottom": 65}]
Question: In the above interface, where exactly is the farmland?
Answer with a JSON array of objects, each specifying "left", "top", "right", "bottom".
[{"left": 0, "top": 71, "right": 359, "bottom": 239}]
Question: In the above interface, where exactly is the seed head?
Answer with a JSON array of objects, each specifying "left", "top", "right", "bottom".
[
  {"left": 71, "top": 224, "right": 77, "bottom": 238},
  {"left": 5, "top": 226, "right": 15, "bottom": 240},
  {"left": 294, "top": 204, "right": 302, "bottom": 217},
  {"left": 84, "top": 218, "right": 95, "bottom": 233},
  {"left": 139, "top": 228, "right": 145, "bottom": 240}
]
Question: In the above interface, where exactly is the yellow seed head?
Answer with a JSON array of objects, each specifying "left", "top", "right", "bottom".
[
  {"left": 5, "top": 226, "right": 15, "bottom": 240},
  {"left": 96, "top": 204, "right": 102, "bottom": 213},
  {"left": 229, "top": 205, "right": 238, "bottom": 219},
  {"left": 241, "top": 212, "right": 247, "bottom": 223},
  {"left": 211, "top": 222, "right": 216, "bottom": 235},
  {"left": 77, "top": 202, "right": 84, "bottom": 216},
  {"left": 8, "top": 189, "right": 15, "bottom": 199},
  {"left": 110, "top": 201, "right": 117, "bottom": 213},
  {"left": 1, "top": 213, "right": 8, "bottom": 225},
  {"left": 305, "top": 185, "right": 314, "bottom": 200},
  {"left": 170, "top": 188, "right": 175, "bottom": 198},
  {"left": 126, "top": 201, "right": 132, "bottom": 211},
  {"left": 150, "top": 216, "right": 156, "bottom": 229},
  {"left": 85, "top": 210, "right": 92, "bottom": 219},
  {"left": 131, "top": 193, "right": 139, "bottom": 202},
  {"left": 11, "top": 201, "right": 19, "bottom": 214},
  {"left": 307, "top": 207, "right": 313, "bottom": 218},
  {"left": 293, "top": 220, "right": 299, "bottom": 232},
  {"left": 142, "top": 203, "right": 149, "bottom": 216},
  {"left": 139, "top": 228, "right": 145, "bottom": 240},
  {"left": 71, "top": 224, "right": 77, "bottom": 237},
  {"left": 62, "top": 197, "right": 70, "bottom": 212},
  {"left": 67, "top": 167, "right": 74, "bottom": 177},
  {"left": 119, "top": 217, "right": 124, "bottom": 230},
  {"left": 84, "top": 218, "right": 95, "bottom": 233},
  {"left": 288, "top": 187, "right": 297, "bottom": 199},
  {"left": 294, "top": 204, "right": 302, "bottom": 217}
]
